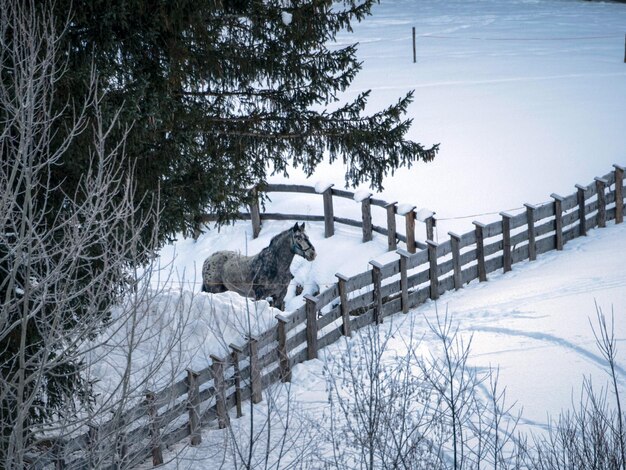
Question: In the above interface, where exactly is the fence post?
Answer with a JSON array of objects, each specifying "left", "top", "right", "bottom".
[
  {"left": 385, "top": 202, "right": 398, "bottom": 251},
  {"left": 499, "top": 212, "right": 512, "bottom": 272},
  {"left": 426, "top": 240, "right": 439, "bottom": 300},
  {"left": 186, "top": 369, "right": 202, "bottom": 446},
  {"left": 403, "top": 207, "right": 417, "bottom": 253},
  {"left": 473, "top": 222, "right": 487, "bottom": 282},
  {"left": 595, "top": 177, "right": 608, "bottom": 228},
  {"left": 335, "top": 273, "right": 352, "bottom": 336},
  {"left": 248, "top": 338, "right": 263, "bottom": 404},
  {"left": 551, "top": 194, "right": 564, "bottom": 251},
  {"left": 210, "top": 355, "right": 230, "bottom": 429},
  {"left": 304, "top": 295, "right": 319, "bottom": 360},
  {"left": 229, "top": 344, "right": 243, "bottom": 418},
  {"left": 145, "top": 392, "right": 163, "bottom": 466},
  {"left": 525, "top": 204, "right": 537, "bottom": 261},
  {"left": 115, "top": 431, "right": 128, "bottom": 470},
  {"left": 361, "top": 193, "right": 373, "bottom": 242},
  {"left": 397, "top": 249, "right": 410, "bottom": 313},
  {"left": 249, "top": 187, "right": 261, "bottom": 239},
  {"left": 576, "top": 184, "right": 587, "bottom": 237},
  {"left": 615, "top": 164, "right": 624, "bottom": 224},
  {"left": 322, "top": 186, "right": 334, "bottom": 238},
  {"left": 275, "top": 315, "right": 291, "bottom": 382},
  {"left": 448, "top": 232, "right": 462, "bottom": 289},
  {"left": 425, "top": 215, "right": 435, "bottom": 242},
  {"left": 413, "top": 26, "right": 416, "bottom": 63},
  {"left": 370, "top": 261, "right": 384, "bottom": 324}
]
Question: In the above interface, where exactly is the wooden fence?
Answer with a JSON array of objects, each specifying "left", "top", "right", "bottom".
[
  {"left": 196, "top": 183, "right": 438, "bottom": 253},
  {"left": 37, "top": 164, "right": 625, "bottom": 469}
]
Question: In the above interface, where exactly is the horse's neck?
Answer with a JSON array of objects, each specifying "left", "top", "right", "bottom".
[{"left": 250, "top": 232, "right": 295, "bottom": 275}]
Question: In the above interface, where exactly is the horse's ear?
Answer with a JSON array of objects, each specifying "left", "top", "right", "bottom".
[
  {"left": 299, "top": 222, "right": 305, "bottom": 231},
  {"left": 293, "top": 222, "right": 300, "bottom": 232}
]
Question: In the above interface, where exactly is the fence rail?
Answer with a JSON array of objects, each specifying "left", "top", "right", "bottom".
[{"left": 37, "top": 164, "right": 625, "bottom": 469}]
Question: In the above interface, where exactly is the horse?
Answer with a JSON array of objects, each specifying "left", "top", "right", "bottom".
[{"left": 201, "top": 223, "right": 316, "bottom": 310}]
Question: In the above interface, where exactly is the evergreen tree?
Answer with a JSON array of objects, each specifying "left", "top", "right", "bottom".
[{"left": 53, "top": 0, "right": 438, "bottom": 238}]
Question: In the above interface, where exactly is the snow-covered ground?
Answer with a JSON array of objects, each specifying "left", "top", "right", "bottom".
[{"left": 98, "top": 0, "right": 626, "bottom": 467}]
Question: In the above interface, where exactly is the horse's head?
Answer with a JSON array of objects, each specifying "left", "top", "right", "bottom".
[{"left": 291, "top": 223, "right": 316, "bottom": 261}]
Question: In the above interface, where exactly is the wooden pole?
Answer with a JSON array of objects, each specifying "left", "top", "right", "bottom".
[
  {"left": 615, "top": 164, "right": 624, "bottom": 224},
  {"left": 499, "top": 213, "right": 512, "bottom": 272},
  {"left": 248, "top": 338, "right": 263, "bottom": 404},
  {"left": 275, "top": 315, "right": 291, "bottom": 382},
  {"left": 426, "top": 240, "right": 439, "bottom": 300},
  {"left": 473, "top": 222, "right": 487, "bottom": 282},
  {"left": 370, "top": 261, "right": 384, "bottom": 324},
  {"left": 448, "top": 232, "right": 462, "bottom": 289},
  {"left": 361, "top": 195, "right": 373, "bottom": 242},
  {"left": 210, "top": 355, "right": 230, "bottom": 429},
  {"left": 405, "top": 208, "right": 417, "bottom": 254},
  {"left": 576, "top": 184, "right": 587, "bottom": 237},
  {"left": 525, "top": 204, "right": 537, "bottom": 261},
  {"left": 397, "top": 249, "right": 410, "bottom": 313},
  {"left": 229, "top": 343, "right": 244, "bottom": 418},
  {"left": 551, "top": 195, "right": 564, "bottom": 251},
  {"left": 385, "top": 202, "right": 398, "bottom": 251},
  {"left": 249, "top": 187, "right": 261, "bottom": 239},
  {"left": 322, "top": 186, "right": 334, "bottom": 238},
  {"left": 186, "top": 369, "right": 201, "bottom": 446},
  {"left": 624, "top": 33, "right": 626, "bottom": 63},
  {"left": 413, "top": 27, "right": 416, "bottom": 63},
  {"left": 595, "top": 177, "right": 608, "bottom": 228},
  {"left": 336, "top": 273, "right": 352, "bottom": 335},
  {"left": 425, "top": 215, "right": 435, "bottom": 242},
  {"left": 304, "top": 295, "right": 319, "bottom": 360},
  {"left": 145, "top": 392, "right": 164, "bottom": 466}
]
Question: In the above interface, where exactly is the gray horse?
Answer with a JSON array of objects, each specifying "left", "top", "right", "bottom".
[{"left": 201, "top": 223, "right": 316, "bottom": 310}]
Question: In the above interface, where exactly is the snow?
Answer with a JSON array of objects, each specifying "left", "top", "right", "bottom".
[
  {"left": 396, "top": 203, "right": 416, "bottom": 215},
  {"left": 90, "top": 0, "right": 626, "bottom": 466},
  {"left": 415, "top": 207, "right": 435, "bottom": 222},
  {"left": 352, "top": 188, "right": 372, "bottom": 202},
  {"left": 281, "top": 11, "right": 292, "bottom": 26}
]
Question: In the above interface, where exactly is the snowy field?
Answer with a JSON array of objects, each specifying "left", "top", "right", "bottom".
[{"left": 104, "top": 0, "right": 626, "bottom": 467}]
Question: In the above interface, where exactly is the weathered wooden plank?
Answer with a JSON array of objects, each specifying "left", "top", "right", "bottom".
[
  {"left": 425, "top": 216, "right": 435, "bottom": 242},
  {"left": 509, "top": 211, "right": 527, "bottom": 230},
  {"left": 406, "top": 269, "right": 430, "bottom": 290},
  {"left": 187, "top": 370, "right": 201, "bottom": 446},
  {"left": 405, "top": 209, "right": 417, "bottom": 254},
  {"left": 260, "top": 213, "right": 325, "bottom": 223},
  {"left": 370, "top": 261, "right": 384, "bottom": 324},
  {"left": 439, "top": 275, "right": 455, "bottom": 295},
  {"left": 378, "top": 259, "right": 400, "bottom": 279},
  {"left": 460, "top": 231, "right": 477, "bottom": 249},
  {"left": 459, "top": 248, "right": 477, "bottom": 267},
  {"left": 381, "top": 279, "right": 401, "bottom": 299},
  {"left": 534, "top": 200, "right": 555, "bottom": 221},
  {"left": 509, "top": 229, "right": 529, "bottom": 247},
  {"left": 614, "top": 164, "right": 624, "bottom": 224},
  {"left": 475, "top": 221, "right": 488, "bottom": 281},
  {"left": 595, "top": 177, "right": 607, "bottom": 228},
  {"left": 352, "top": 309, "right": 375, "bottom": 331},
  {"left": 427, "top": 241, "right": 439, "bottom": 300},
  {"left": 229, "top": 344, "right": 243, "bottom": 418},
  {"left": 561, "top": 192, "right": 578, "bottom": 212},
  {"left": 536, "top": 236, "right": 556, "bottom": 256},
  {"left": 256, "top": 325, "right": 278, "bottom": 351},
  {"left": 405, "top": 249, "right": 429, "bottom": 270},
  {"left": 485, "top": 256, "right": 504, "bottom": 275},
  {"left": 336, "top": 274, "right": 352, "bottom": 335},
  {"left": 563, "top": 225, "right": 578, "bottom": 243},
  {"left": 501, "top": 213, "right": 512, "bottom": 273},
  {"left": 511, "top": 244, "right": 530, "bottom": 265},
  {"left": 397, "top": 249, "right": 409, "bottom": 313},
  {"left": 449, "top": 232, "right": 463, "bottom": 290},
  {"left": 525, "top": 204, "right": 537, "bottom": 261},
  {"left": 483, "top": 238, "right": 503, "bottom": 257},
  {"left": 382, "top": 297, "right": 403, "bottom": 318},
  {"left": 461, "top": 265, "right": 479, "bottom": 285},
  {"left": 349, "top": 290, "right": 374, "bottom": 312},
  {"left": 361, "top": 196, "right": 373, "bottom": 242},
  {"left": 552, "top": 194, "right": 564, "bottom": 251},
  {"left": 323, "top": 186, "right": 334, "bottom": 238},
  {"left": 316, "top": 284, "right": 339, "bottom": 310},
  {"left": 346, "top": 270, "right": 373, "bottom": 292},
  {"left": 562, "top": 210, "right": 580, "bottom": 228},
  {"left": 437, "top": 258, "right": 455, "bottom": 278},
  {"left": 317, "top": 326, "right": 343, "bottom": 351},
  {"left": 576, "top": 184, "right": 588, "bottom": 237},
  {"left": 386, "top": 202, "right": 398, "bottom": 251},
  {"left": 248, "top": 339, "right": 263, "bottom": 404},
  {"left": 482, "top": 219, "right": 503, "bottom": 238},
  {"left": 264, "top": 184, "right": 317, "bottom": 194},
  {"left": 535, "top": 219, "right": 556, "bottom": 239},
  {"left": 283, "top": 305, "right": 306, "bottom": 334},
  {"left": 317, "top": 304, "right": 341, "bottom": 330},
  {"left": 436, "top": 240, "right": 452, "bottom": 258},
  {"left": 285, "top": 329, "right": 307, "bottom": 355},
  {"left": 305, "top": 295, "right": 319, "bottom": 360},
  {"left": 407, "top": 287, "right": 430, "bottom": 310}
]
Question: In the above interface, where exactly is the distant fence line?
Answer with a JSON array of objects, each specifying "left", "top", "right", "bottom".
[
  {"left": 196, "top": 182, "right": 437, "bottom": 253},
  {"left": 37, "top": 164, "right": 625, "bottom": 469}
]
